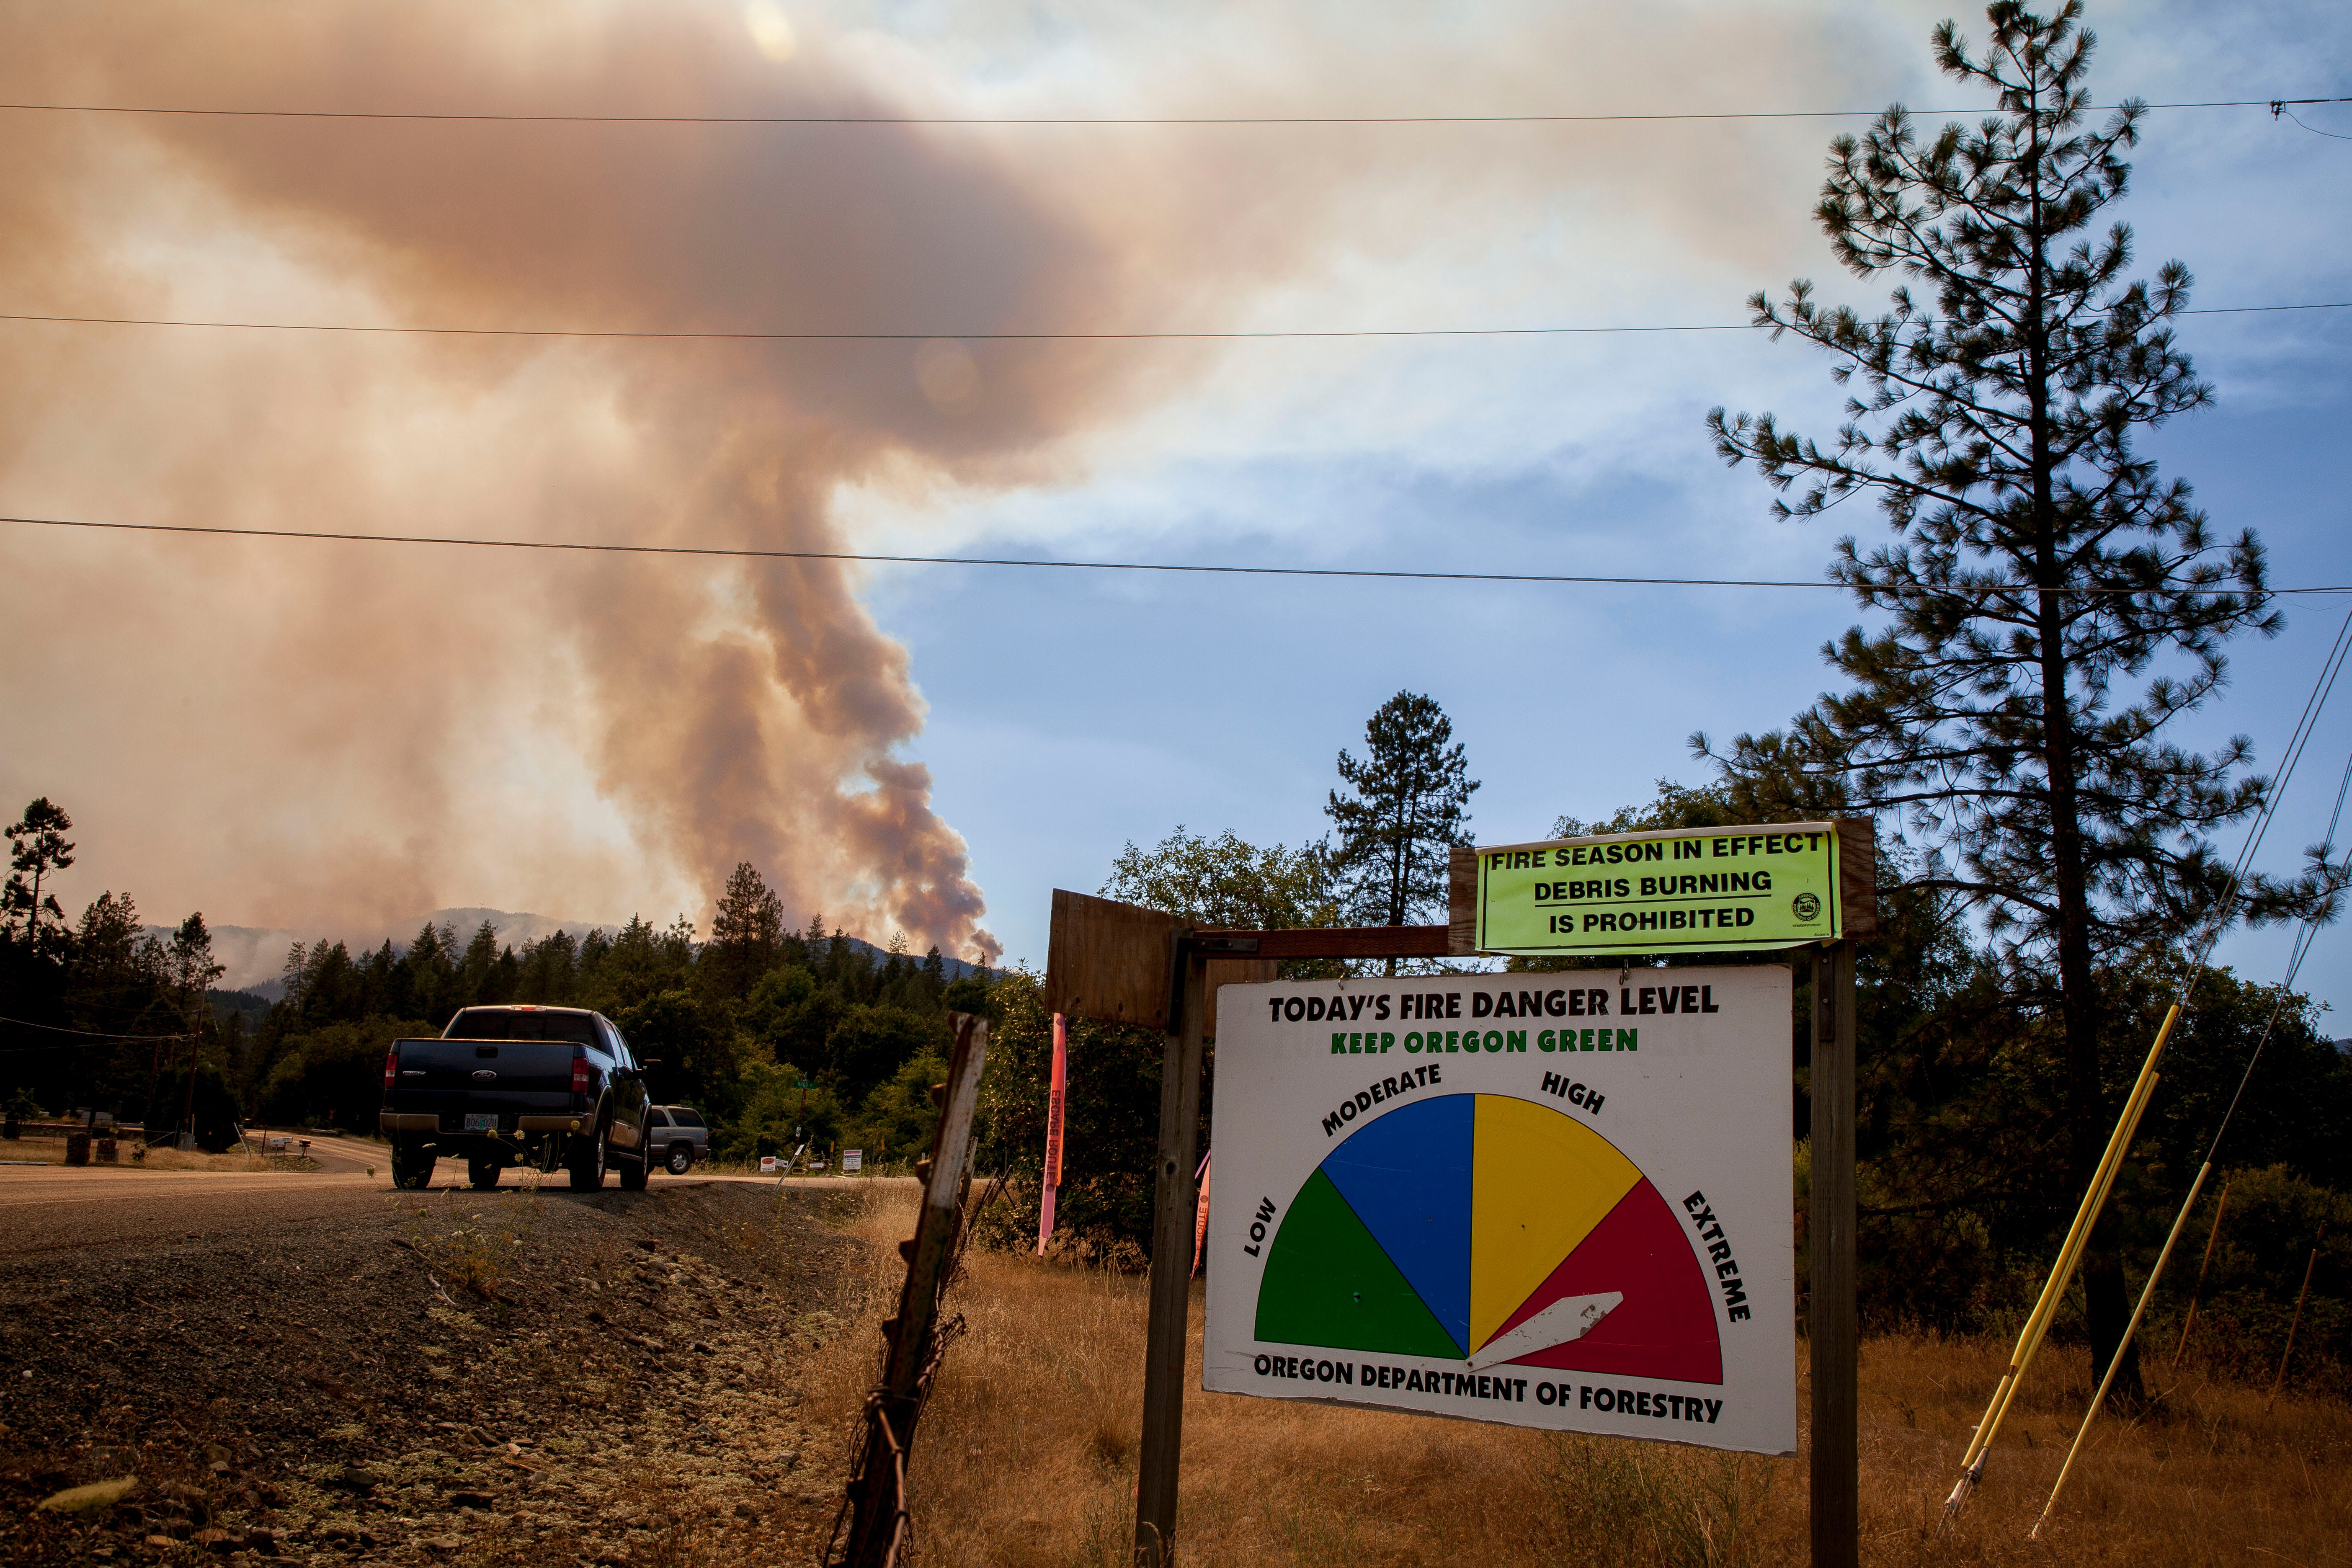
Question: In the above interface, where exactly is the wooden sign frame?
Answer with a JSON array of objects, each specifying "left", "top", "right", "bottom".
[{"left": 1042, "top": 817, "right": 1871, "bottom": 1568}]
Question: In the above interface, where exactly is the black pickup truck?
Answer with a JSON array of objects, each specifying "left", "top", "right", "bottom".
[{"left": 379, "top": 1005, "right": 656, "bottom": 1192}]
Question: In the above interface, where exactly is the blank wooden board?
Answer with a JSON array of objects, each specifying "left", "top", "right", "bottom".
[
  {"left": 1045, "top": 889, "right": 1186, "bottom": 1031},
  {"left": 1835, "top": 818, "right": 1878, "bottom": 942}
]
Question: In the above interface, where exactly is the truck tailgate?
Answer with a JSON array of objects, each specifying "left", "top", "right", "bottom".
[{"left": 389, "top": 1038, "right": 575, "bottom": 1129}]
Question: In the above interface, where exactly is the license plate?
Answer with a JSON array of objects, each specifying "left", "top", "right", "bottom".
[{"left": 463, "top": 1113, "right": 498, "bottom": 1132}]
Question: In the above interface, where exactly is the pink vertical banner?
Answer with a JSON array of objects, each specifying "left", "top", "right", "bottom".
[
  {"left": 1037, "top": 1011, "right": 1068, "bottom": 1255},
  {"left": 1191, "top": 1150, "right": 1211, "bottom": 1278}
]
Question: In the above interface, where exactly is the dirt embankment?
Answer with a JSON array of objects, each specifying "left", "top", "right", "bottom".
[{"left": 0, "top": 1176, "right": 877, "bottom": 1566}]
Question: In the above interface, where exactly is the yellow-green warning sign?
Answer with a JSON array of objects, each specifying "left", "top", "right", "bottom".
[{"left": 1475, "top": 824, "right": 1844, "bottom": 956}]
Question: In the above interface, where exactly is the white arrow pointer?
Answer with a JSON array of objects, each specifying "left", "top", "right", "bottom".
[{"left": 1465, "top": 1292, "right": 1624, "bottom": 1371}]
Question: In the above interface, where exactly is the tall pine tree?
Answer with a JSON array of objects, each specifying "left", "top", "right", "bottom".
[
  {"left": 3, "top": 797, "right": 75, "bottom": 957},
  {"left": 707, "top": 861, "right": 785, "bottom": 999},
  {"left": 1702, "top": 0, "right": 2333, "bottom": 1393},
  {"left": 1325, "top": 693, "right": 1477, "bottom": 956}
]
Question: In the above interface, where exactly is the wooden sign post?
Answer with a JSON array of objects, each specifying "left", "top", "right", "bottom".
[
  {"left": 1049, "top": 895, "right": 1458, "bottom": 1568},
  {"left": 1811, "top": 936, "right": 1858, "bottom": 1568},
  {"left": 1044, "top": 822, "right": 1872, "bottom": 1568},
  {"left": 1134, "top": 949, "right": 1205, "bottom": 1567},
  {"left": 1813, "top": 819, "right": 1874, "bottom": 1568}
]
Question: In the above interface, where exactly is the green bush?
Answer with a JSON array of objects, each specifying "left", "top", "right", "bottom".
[
  {"left": 846, "top": 1050, "right": 948, "bottom": 1166},
  {"left": 829, "top": 1003, "right": 946, "bottom": 1106},
  {"left": 258, "top": 1017, "right": 429, "bottom": 1130},
  {"left": 143, "top": 1060, "right": 240, "bottom": 1151},
  {"left": 616, "top": 988, "right": 745, "bottom": 1122},
  {"left": 2146, "top": 1165, "right": 2349, "bottom": 1398},
  {"left": 716, "top": 1059, "right": 840, "bottom": 1161},
  {"left": 973, "top": 972, "right": 1174, "bottom": 1265}
]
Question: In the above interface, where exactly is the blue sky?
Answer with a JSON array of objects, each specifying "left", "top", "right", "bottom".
[
  {"left": 3, "top": 0, "right": 2347, "bottom": 1017},
  {"left": 894, "top": 343, "right": 2352, "bottom": 1004},
  {"left": 851, "top": 0, "right": 2352, "bottom": 1008}
]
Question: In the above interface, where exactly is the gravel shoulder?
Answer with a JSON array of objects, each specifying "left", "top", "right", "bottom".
[{"left": 0, "top": 1168, "right": 887, "bottom": 1566}]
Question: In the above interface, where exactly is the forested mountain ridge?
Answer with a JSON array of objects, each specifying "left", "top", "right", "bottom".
[
  {"left": 4, "top": 861, "right": 990, "bottom": 1166},
  {"left": 139, "top": 908, "right": 980, "bottom": 996}
]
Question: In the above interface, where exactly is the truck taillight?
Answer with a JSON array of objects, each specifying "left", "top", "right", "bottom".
[
  {"left": 572, "top": 1048, "right": 591, "bottom": 1096},
  {"left": 383, "top": 1047, "right": 398, "bottom": 1092}
]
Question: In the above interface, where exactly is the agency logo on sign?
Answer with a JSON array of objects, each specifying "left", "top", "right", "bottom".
[{"left": 1791, "top": 892, "right": 1821, "bottom": 923}]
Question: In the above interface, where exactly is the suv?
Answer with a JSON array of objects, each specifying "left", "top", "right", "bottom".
[
  {"left": 379, "top": 1005, "right": 655, "bottom": 1192},
  {"left": 647, "top": 1106, "right": 709, "bottom": 1174}
]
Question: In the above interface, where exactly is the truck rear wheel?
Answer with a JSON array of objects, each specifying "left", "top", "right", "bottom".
[
  {"left": 566, "top": 1131, "right": 606, "bottom": 1191},
  {"left": 467, "top": 1155, "right": 501, "bottom": 1190},
  {"left": 666, "top": 1143, "right": 693, "bottom": 1175},
  {"left": 391, "top": 1138, "right": 436, "bottom": 1191}
]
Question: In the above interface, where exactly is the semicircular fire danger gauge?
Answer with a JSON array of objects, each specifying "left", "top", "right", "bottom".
[{"left": 1204, "top": 968, "right": 1795, "bottom": 1456}]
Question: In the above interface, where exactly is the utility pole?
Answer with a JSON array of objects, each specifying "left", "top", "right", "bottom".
[
  {"left": 175, "top": 966, "right": 204, "bottom": 1151},
  {"left": 142, "top": 1036, "right": 165, "bottom": 1145}
]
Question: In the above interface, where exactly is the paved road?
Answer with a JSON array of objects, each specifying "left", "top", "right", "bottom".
[
  {"left": 0, "top": 1166, "right": 391, "bottom": 1261},
  {"left": 263, "top": 1132, "right": 383, "bottom": 1172},
  {"left": 0, "top": 1164, "right": 910, "bottom": 1261}
]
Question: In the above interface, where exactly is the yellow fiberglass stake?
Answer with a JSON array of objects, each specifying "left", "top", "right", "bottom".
[
  {"left": 2029, "top": 1159, "right": 2212, "bottom": 1541},
  {"left": 1955, "top": 1060, "right": 2160, "bottom": 1500},
  {"left": 1939, "top": 1003, "right": 2179, "bottom": 1530}
]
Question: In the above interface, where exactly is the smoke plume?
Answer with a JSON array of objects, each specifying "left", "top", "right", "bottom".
[{"left": 0, "top": 1, "right": 1901, "bottom": 957}]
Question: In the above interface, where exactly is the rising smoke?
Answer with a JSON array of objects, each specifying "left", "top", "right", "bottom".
[
  {"left": 0, "top": 0, "right": 1898, "bottom": 958},
  {"left": 0, "top": 0, "right": 1203, "bottom": 961}
]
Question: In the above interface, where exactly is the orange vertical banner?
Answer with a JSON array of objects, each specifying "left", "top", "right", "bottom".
[
  {"left": 1038, "top": 1011, "right": 1068, "bottom": 1255},
  {"left": 1191, "top": 1150, "right": 1211, "bottom": 1278}
]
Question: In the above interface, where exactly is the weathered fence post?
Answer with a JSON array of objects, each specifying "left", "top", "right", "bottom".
[{"left": 833, "top": 1011, "right": 990, "bottom": 1568}]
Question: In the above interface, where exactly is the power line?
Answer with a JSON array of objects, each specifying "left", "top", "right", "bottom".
[
  {"left": 0, "top": 98, "right": 2332, "bottom": 127},
  {"left": 2199, "top": 739, "right": 2352, "bottom": 1167},
  {"left": 2171, "top": 602, "right": 2352, "bottom": 1020},
  {"left": 0, "top": 1014, "right": 192, "bottom": 1042},
  {"left": 7, "top": 513, "right": 2348, "bottom": 596},
  {"left": 1, "top": 302, "right": 2343, "bottom": 345},
  {"left": 2277, "top": 108, "right": 2352, "bottom": 142}
]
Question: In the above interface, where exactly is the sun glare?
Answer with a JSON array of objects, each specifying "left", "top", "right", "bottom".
[{"left": 742, "top": 0, "right": 795, "bottom": 63}]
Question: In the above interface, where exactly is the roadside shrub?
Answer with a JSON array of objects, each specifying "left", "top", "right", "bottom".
[
  {"left": 617, "top": 987, "right": 747, "bottom": 1123},
  {"left": 2148, "top": 1164, "right": 2350, "bottom": 1398},
  {"left": 972, "top": 971, "right": 1167, "bottom": 1266},
  {"left": 828, "top": 1003, "right": 946, "bottom": 1106},
  {"left": 141, "top": 1060, "right": 239, "bottom": 1150},
  {"left": 715, "top": 1059, "right": 840, "bottom": 1161},
  {"left": 258, "top": 1016, "right": 429, "bottom": 1129},
  {"left": 847, "top": 1050, "right": 948, "bottom": 1168}
]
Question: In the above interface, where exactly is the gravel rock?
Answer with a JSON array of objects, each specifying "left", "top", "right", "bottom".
[{"left": 0, "top": 1179, "right": 864, "bottom": 1565}]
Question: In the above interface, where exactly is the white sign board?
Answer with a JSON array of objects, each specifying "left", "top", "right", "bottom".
[
  {"left": 842, "top": 1148, "right": 863, "bottom": 1173},
  {"left": 1205, "top": 967, "right": 1795, "bottom": 1455}
]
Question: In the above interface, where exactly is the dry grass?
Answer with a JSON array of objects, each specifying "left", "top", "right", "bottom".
[
  {"left": 799, "top": 1184, "right": 2351, "bottom": 1568},
  {"left": 399, "top": 1170, "right": 550, "bottom": 1300}
]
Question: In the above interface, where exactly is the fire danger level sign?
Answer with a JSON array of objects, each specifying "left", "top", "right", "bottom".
[{"left": 1204, "top": 967, "right": 1796, "bottom": 1455}]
